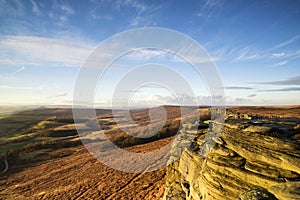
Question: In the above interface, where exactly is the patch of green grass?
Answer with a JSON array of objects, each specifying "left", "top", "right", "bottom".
[
  {"left": 1, "top": 132, "right": 35, "bottom": 141},
  {"left": 0, "top": 115, "right": 46, "bottom": 138},
  {"left": 0, "top": 140, "right": 30, "bottom": 154},
  {"left": 0, "top": 110, "right": 83, "bottom": 164},
  {"left": 0, "top": 134, "right": 73, "bottom": 155},
  {"left": 32, "top": 120, "right": 63, "bottom": 130}
]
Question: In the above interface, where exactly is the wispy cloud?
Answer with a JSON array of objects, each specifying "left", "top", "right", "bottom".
[
  {"left": 233, "top": 97, "right": 249, "bottom": 104},
  {"left": 196, "top": 0, "right": 224, "bottom": 18},
  {"left": 218, "top": 45, "right": 266, "bottom": 63},
  {"left": 124, "top": 47, "right": 215, "bottom": 63},
  {"left": 15, "top": 65, "right": 25, "bottom": 73},
  {"left": 48, "top": 92, "right": 67, "bottom": 98},
  {"left": 203, "top": 0, "right": 222, "bottom": 8},
  {"left": 217, "top": 34, "right": 300, "bottom": 63},
  {"left": 126, "top": 48, "right": 168, "bottom": 60},
  {"left": 221, "top": 86, "right": 253, "bottom": 90},
  {"left": 260, "top": 87, "right": 300, "bottom": 92},
  {"left": 114, "top": 0, "right": 160, "bottom": 27},
  {"left": 51, "top": 1, "right": 74, "bottom": 16},
  {"left": 0, "top": 85, "right": 45, "bottom": 90},
  {"left": 0, "top": 35, "right": 94, "bottom": 67},
  {"left": 273, "top": 60, "right": 288, "bottom": 66},
  {"left": 50, "top": 2, "right": 75, "bottom": 25},
  {"left": 248, "top": 94, "right": 257, "bottom": 98},
  {"left": 121, "top": 90, "right": 143, "bottom": 93},
  {"left": 253, "top": 75, "right": 300, "bottom": 85},
  {"left": 0, "top": 0, "right": 25, "bottom": 17},
  {"left": 91, "top": 13, "right": 112, "bottom": 21},
  {"left": 268, "top": 34, "right": 300, "bottom": 52},
  {"left": 140, "top": 84, "right": 166, "bottom": 89},
  {"left": 58, "top": 4, "right": 75, "bottom": 15},
  {"left": 30, "top": 0, "right": 41, "bottom": 15},
  {"left": 233, "top": 53, "right": 261, "bottom": 63},
  {"left": 272, "top": 52, "right": 286, "bottom": 58}
]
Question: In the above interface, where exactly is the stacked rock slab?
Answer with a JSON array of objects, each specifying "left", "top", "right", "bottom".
[{"left": 163, "top": 114, "right": 300, "bottom": 200}]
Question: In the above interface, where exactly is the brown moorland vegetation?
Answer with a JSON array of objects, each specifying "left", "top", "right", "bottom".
[{"left": 0, "top": 105, "right": 299, "bottom": 199}]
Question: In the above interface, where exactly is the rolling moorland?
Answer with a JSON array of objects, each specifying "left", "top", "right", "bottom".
[{"left": 0, "top": 106, "right": 300, "bottom": 199}]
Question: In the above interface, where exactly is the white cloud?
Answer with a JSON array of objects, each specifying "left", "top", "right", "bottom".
[
  {"left": 126, "top": 48, "right": 168, "bottom": 60},
  {"left": 273, "top": 60, "right": 288, "bottom": 66},
  {"left": 233, "top": 53, "right": 260, "bottom": 63},
  {"left": 52, "top": 1, "right": 74, "bottom": 16},
  {"left": 211, "top": 35, "right": 300, "bottom": 64},
  {"left": 59, "top": 4, "right": 75, "bottom": 15},
  {"left": 174, "top": 53, "right": 217, "bottom": 64},
  {"left": 230, "top": 45, "right": 263, "bottom": 63},
  {"left": 268, "top": 34, "right": 300, "bottom": 51},
  {"left": 49, "top": 2, "right": 75, "bottom": 25},
  {"left": 30, "top": 0, "right": 41, "bottom": 15},
  {"left": 203, "top": 0, "right": 223, "bottom": 9},
  {"left": 0, "top": 85, "right": 45, "bottom": 90},
  {"left": 253, "top": 75, "right": 300, "bottom": 85},
  {"left": 0, "top": 35, "right": 94, "bottom": 67},
  {"left": 233, "top": 97, "right": 248, "bottom": 104},
  {"left": 196, "top": 0, "right": 224, "bottom": 18},
  {"left": 207, "top": 44, "right": 264, "bottom": 63},
  {"left": 91, "top": 13, "right": 112, "bottom": 21},
  {"left": 15, "top": 65, "right": 25, "bottom": 73},
  {"left": 248, "top": 94, "right": 257, "bottom": 98},
  {"left": 59, "top": 15, "right": 68, "bottom": 23},
  {"left": 272, "top": 52, "right": 285, "bottom": 58},
  {"left": 114, "top": 0, "right": 159, "bottom": 27},
  {"left": 0, "top": 0, "right": 25, "bottom": 17},
  {"left": 48, "top": 92, "right": 67, "bottom": 98},
  {"left": 115, "top": 0, "right": 147, "bottom": 12},
  {"left": 123, "top": 47, "right": 216, "bottom": 64}
]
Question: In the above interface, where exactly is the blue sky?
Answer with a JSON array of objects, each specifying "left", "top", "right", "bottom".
[{"left": 0, "top": 0, "right": 300, "bottom": 106}]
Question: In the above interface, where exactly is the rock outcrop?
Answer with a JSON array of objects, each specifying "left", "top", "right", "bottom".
[{"left": 163, "top": 112, "right": 300, "bottom": 200}]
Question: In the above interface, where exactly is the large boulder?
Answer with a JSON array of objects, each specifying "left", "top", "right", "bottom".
[{"left": 163, "top": 119, "right": 300, "bottom": 200}]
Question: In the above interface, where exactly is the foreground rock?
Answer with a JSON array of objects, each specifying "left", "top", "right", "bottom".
[{"left": 163, "top": 113, "right": 300, "bottom": 200}]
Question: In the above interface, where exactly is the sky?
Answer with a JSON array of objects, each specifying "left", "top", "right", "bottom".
[{"left": 0, "top": 0, "right": 300, "bottom": 107}]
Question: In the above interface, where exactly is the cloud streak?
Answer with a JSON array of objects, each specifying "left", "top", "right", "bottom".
[
  {"left": 268, "top": 34, "right": 300, "bottom": 52},
  {"left": 30, "top": 0, "right": 41, "bottom": 15},
  {"left": 272, "top": 52, "right": 285, "bottom": 58},
  {"left": 126, "top": 48, "right": 168, "bottom": 60},
  {"left": 216, "top": 34, "right": 300, "bottom": 64},
  {"left": 0, "top": 85, "right": 44, "bottom": 90},
  {"left": 0, "top": 35, "right": 94, "bottom": 67},
  {"left": 254, "top": 75, "right": 300, "bottom": 85},
  {"left": 197, "top": 0, "right": 224, "bottom": 18},
  {"left": 15, "top": 65, "right": 25, "bottom": 73},
  {"left": 49, "top": 92, "right": 67, "bottom": 98},
  {"left": 248, "top": 94, "right": 257, "bottom": 98},
  {"left": 114, "top": 0, "right": 159, "bottom": 27},
  {"left": 260, "top": 87, "right": 300, "bottom": 92},
  {"left": 273, "top": 60, "right": 288, "bottom": 66},
  {"left": 221, "top": 86, "right": 253, "bottom": 90}
]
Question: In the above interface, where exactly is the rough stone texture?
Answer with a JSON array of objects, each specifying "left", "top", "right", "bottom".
[
  {"left": 239, "top": 188, "right": 277, "bottom": 200},
  {"left": 163, "top": 112, "right": 300, "bottom": 200}
]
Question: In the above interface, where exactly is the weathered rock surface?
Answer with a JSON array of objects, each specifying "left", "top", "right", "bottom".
[
  {"left": 163, "top": 112, "right": 300, "bottom": 200},
  {"left": 239, "top": 188, "right": 277, "bottom": 200}
]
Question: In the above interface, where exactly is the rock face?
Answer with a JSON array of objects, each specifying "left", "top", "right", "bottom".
[{"left": 163, "top": 112, "right": 300, "bottom": 200}]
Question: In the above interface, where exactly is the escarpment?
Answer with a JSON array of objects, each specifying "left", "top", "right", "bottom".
[{"left": 163, "top": 111, "right": 300, "bottom": 200}]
